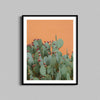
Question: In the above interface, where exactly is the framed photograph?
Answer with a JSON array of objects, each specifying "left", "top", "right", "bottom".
[{"left": 22, "top": 15, "right": 78, "bottom": 85}]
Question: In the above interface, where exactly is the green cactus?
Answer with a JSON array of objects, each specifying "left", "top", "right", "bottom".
[
  {"left": 55, "top": 35, "right": 57, "bottom": 41},
  {"left": 27, "top": 35, "right": 73, "bottom": 80},
  {"left": 56, "top": 72, "right": 61, "bottom": 80},
  {"left": 27, "top": 52, "right": 34, "bottom": 66},
  {"left": 46, "top": 55, "right": 52, "bottom": 65},
  {"left": 71, "top": 53, "right": 73, "bottom": 62},
  {"left": 47, "top": 65, "right": 52, "bottom": 75},
  {"left": 51, "top": 55, "right": 56, "bottom": 66},
  {"left": 37, "top": 39, "right": 42, "bottom": 48},
  {"left": 40, "top": 65, "right": 46, "bottom": 76},
  {"left": 57, "top": 39, "right": 64, "bottom": 48},
  {"left": 33, "top": 77, "right": 39, "bottom": 80}
]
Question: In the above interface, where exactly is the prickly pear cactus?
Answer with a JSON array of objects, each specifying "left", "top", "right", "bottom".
[
  {"left": 27, "top": 36, "right": 73, "bottom": 80},
  {"left": 40, "top": 65, "right": 46, "bottom": 76}
]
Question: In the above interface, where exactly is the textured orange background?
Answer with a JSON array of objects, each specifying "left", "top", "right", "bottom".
[{"left": 27, "top": 20, "right": 73, "bottom": 57}]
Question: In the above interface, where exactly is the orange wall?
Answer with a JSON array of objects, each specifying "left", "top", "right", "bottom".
[{"left": 27, "top": 20, "right": 73, "bottom": 58}]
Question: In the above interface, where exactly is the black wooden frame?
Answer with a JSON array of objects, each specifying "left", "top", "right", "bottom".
[{"left": 22, "top": 15, "right": 78, "bottom": 85}]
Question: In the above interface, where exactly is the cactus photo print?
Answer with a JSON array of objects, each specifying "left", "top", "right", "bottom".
[{"left": 22, "top": 15, "right": 78, "bottom": 85}]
